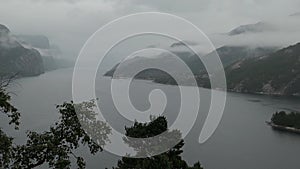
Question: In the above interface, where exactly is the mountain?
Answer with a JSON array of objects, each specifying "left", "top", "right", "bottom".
[
  {"left": 104, "top": 43, "right": 300, "bottom": 96},
  {"left": 104, "top": 54, "right": 190, "bottom": 85},
  {"left": 16, "top": 35, "right": 59, "bottom": 71},
  {"left": 228, "top": 22, "right": 274, "bottom": 36},
  {"left": 170, "top": 40, "right": 199, "bottom": 48},
  {"left": 198, "top": 46, "right": 276, "bottom": 69},
  {"left": 105, "top": 46, "right": 276, "bottom": 76},
  {"left": 16, "top": 34, "right": 74, "bottom": 70},
  {"left": 104, "top": 45, "right": 276, "bottom": 87},
  {"left": 226, "top": 42, "right": 300, "bottom": 96},
  {"left": 16, "top": 35, "right": 50, "bottom": 49},
  {"left": 0, "top": 24, "right": 44, "bottom": 77}
]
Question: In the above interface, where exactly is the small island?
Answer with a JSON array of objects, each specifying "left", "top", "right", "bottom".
[{"left": 267, "top": 111, "right": 300, "bottom": 134}]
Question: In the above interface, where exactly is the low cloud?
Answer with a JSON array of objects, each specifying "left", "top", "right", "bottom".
[{"left": 0, "top": 0, "right": 300, "bottom": 58}]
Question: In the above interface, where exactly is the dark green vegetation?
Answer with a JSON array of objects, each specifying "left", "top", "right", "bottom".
[
  {"left": 0, "top": 24, "right": 44, "bottom": 77},
  {"left": 226, "top": 43, "right": 300, "bottom": 96},
  {"left": 271, "top": 111, "right": 300, "bottom": 129},
  {"left": 114, "top": 116, "right": 203, "bottom": 169}
]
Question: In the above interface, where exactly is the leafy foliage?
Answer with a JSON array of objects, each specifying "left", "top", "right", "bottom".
[
  {"left": 0, "top": 76, "right": 20, "bottom": 128},
  {"left": 0, "top": 76, "right": 19, "bottom": 168},
  {"left": 0, "top": 94, "right": 111, "bottom": 168},
  {"left": 0, "top": 129, "right": 14, "bottom": 168},
  {"left": 114, "top": 116, "right": 203, "bottom": 169},
  {"left": 12, "top": 100, "right": 111, "bottom": 169}
]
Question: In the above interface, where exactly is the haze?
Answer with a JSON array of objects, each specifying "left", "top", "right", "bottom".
[{"left": 1, "top": 0, "right": 300, "bottom": 58}]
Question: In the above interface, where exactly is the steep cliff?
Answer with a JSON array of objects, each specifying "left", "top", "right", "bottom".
[
  {"left": 0, "top": 24, "right": 44, "bottom": 77},
  {"left": 16, "top": 34, "right": 58, "bottom": 71}
]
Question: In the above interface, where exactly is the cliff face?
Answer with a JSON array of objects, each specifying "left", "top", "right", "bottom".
[
  {"left": 0, "top": 24, "right": 44, "bottom": 77},
  {"left": 16, "top": 35, "right": 59, "bottom": 71}
]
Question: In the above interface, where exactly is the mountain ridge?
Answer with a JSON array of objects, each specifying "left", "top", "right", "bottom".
[
  {"left": 104, "top": 45, "right": 277, "bottom": 88},
  {"left": 226, "top": 42, "right": 300, "bottom": 96}
]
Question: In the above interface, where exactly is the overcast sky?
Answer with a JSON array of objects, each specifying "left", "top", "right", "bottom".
[{"left": 1, "top": 0, "right": 300, "bottom": 57}]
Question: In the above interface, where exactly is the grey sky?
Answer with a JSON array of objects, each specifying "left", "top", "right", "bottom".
[{"left": 0, "top": 0, "right": 300, "bottom": 57}]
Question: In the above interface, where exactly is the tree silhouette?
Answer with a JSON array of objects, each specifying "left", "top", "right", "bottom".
[
  {"left": 271, "top": 111, "right": 300, "bottom": 129},
  {"left": 114, "top": 116, "right": 203, "bottom": 169}
]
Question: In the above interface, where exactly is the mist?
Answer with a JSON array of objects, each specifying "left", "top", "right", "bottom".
[{"left": 1, "top": 0, "right": 300, "bottom": 59}]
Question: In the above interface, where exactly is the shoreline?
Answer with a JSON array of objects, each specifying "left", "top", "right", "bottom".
[
  {"left": 106, "top": 75, "right": 300, "bottom": 98},
  {"left": 266, "top": 121, "right": 300, "bottom": 134}
]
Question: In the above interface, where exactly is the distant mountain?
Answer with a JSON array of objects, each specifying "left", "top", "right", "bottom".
[
  {"left": 104, "top": 45, "right": 276, "bottom": 87},
  {"left": 105, "top": 43, "right": 300, "bottom": 96},
  {"left": 199, "top": 46, "right": 276, "bottom": 69},
  {"left": 17, "top": 35, "right": 50, "bottom": 49},
  {"left": 16, "top": 34, "right": 74, "bottom": 71},
  {"left": 228, "top": 22, "right": 274, "bottom": 36},
  {"left": 0, "top": 24, "right": 44, "bottom": 77},
  {"left": 170, "top": 40, "right": 198, "bottom": 48},
  {"left": 226, "top": 43, "right": 300, "bottom": 96},
  {"left": 16, "top": 35, "right": 58, "bottom": 71}
]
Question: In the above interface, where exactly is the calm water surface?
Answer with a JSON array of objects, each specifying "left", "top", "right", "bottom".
[{"left": 3, "top": 68, "right": 300, "bottom": 169}]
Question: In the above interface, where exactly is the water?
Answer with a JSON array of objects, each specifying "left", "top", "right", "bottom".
[{"left": 3, "top": 68, "right": 300, "bottom": 169}]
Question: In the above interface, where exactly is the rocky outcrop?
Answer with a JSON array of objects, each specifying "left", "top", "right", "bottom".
[{"left": 0, "top": 24, "right": 44, "bottom": 77}]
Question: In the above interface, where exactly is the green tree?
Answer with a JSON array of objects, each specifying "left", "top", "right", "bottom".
[
  {"left": 0, "top": 77, "right": 111, "bottom": 169},
  {"left": 0, "top": 76, "right": 20, "bottom": 168},
  {"left": 114, "top": 116, "right": 203, "bottom": 169},
  {"left": 271, "top": 111, "right": 300, "bottom": 129},
  {"left": 12, "top": 100, "right": 111, "bottom": 169},
  {"left": 0, "top": 76, "right": 20, "bottom": 129}
]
